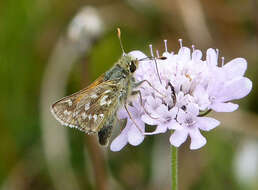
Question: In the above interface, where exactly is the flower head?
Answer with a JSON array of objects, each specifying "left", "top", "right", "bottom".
[{"left": 110, "top": 40, "right": 252, "bottom": 151}]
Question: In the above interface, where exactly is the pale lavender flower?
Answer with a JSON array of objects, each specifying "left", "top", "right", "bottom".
[
  {"left": 110, "top": 40, "right": 252, "bottom": 151},
  {"left": 169, "top": 103, "right": 220, "bottom": 150},
  {"left": 110, "top": 101, "right": 145, "bottom": 152}
]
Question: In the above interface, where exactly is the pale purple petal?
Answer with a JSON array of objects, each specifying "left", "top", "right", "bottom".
[
  {"left": 141, "top": 114, "right": 159, "bottom": 126},
  {"left": 161, "top": 119, "right": 179, "bottom": 130},
  {"left": 110, "top": 129, "right": 129, "bottom": 151},
  {"left": 186, "top": 103, "right": 199, "bottom": 116},
  {"left": 178, "top": 47, "right": 191, "bottom": 62},
  {"left": 117, "top": 108, "right": 128, "bottom": 119},
  {"left": 193, "top": 86, "right": 210, "bottom": 110},
  {"left": 206, "top": 48, "right": 218, "bottom": 66},
  {"left": 192, "top": 49, "right": 202, "bottom": 61},
  {"left": 210, "top": 102, "right": 239, "bottom": 112},
  {"left": 127, "top": 123, "right": 145, "bottom": 146},
  {"left": 129, "top": 50, "right": 147, "bottom": 60},
  {"left": 196, "top": 117, "right": 220, "bottom": 131},
  {"left": 176, "top": 109, "right": 186, "bottom": 124},
  {"left": 222, "top": 58, "right": 247, "bottom": 79},
  {"left": 189, "top": 128, "right": 207, "bottom": 150},
  {"left": 169, "top": 129, "right": 188, "bottom": 147},
  {"left": 167, "top": 121, "right": 182, "bottom": 130},
  {"left": 218, "top": 77, "right": 252, "bottom": 102}
]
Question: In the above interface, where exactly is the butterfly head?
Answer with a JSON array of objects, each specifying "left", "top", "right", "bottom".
[
  {"left": 116, "top": 28, "right": 140, "bottom": 74},
  {"left": 117, "top": 54, "right": 138, "bottom": 74}
]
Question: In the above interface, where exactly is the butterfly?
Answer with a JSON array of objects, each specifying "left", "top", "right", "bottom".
[{"left": 50, "top": 29, "right": 145, "bottom": 146}]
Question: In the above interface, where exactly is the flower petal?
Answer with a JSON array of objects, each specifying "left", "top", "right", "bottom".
[
  {"left": 206, "top": 48, "right": 218, "bottom": 66},
  {"left": 192, "top": 49, "right": 202, "bottom": 61},
  {"left": 197, "top": 117, "right": 220, "bottom": 131},
  {"left": 218, "top": 77, "right": 252, "bottom": 102},
  {"left": 141, "top": 114, "right": 159, "bottom": 125},
  {"left": 117, "top": 108, "right": 128, "bottom": 119},
  {"left": 129, "top": 50, "right": 147, "bottom": 60},
  {"left": 222, "top": 58, "right": 247, "bottom": 79},
  {"left": 110, "top": 130, "right": 128, "bottom": 152},
  {"left": 176, "top": 109, "right": 186, "bottom": 124},
  {"left": 169, "top": 129, "right": 188, "bottom": 147},
  {"left": 186, "top": 103, "right": 199, "bottom": 116},
  {"left": 167, "top": 120, "right": 182, "bottom": 130},
  {"left": 127, "top": 124, "right": 145, "bottom": 146},
  {"left": 178, "top": 47, "right": 191, "bottom": 62},
  {"left": 210, "top": 102, "right": 239, "bottom": 112},
  {"left": 189, "top": 128, "right": 207, "bottom": 150}
]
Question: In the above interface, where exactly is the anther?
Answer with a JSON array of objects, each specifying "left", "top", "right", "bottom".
[{"left": 192, "top": 45, "right": 195, "bottom": 51}]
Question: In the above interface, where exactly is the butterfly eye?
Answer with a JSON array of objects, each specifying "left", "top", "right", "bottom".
[{"left": 129, "top": 61, "right": 136, "bottom": 73}]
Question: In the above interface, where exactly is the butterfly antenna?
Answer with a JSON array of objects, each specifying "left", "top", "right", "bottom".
[{"left": 117, "top": 28, "right": 126, "bottom": 55}]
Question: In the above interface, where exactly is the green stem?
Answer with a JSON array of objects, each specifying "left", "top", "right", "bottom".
[{"left": 171, "top": 145, "right": 178, "bottom": 190}]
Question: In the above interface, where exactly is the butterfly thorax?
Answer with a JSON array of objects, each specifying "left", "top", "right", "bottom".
[{"left": 104, "top": 55, "right": 134, "bottom": 81}]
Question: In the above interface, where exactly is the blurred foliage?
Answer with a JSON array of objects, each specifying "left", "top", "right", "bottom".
[{"left": 0, "top": 0, "right": 258, "bottom": 189}]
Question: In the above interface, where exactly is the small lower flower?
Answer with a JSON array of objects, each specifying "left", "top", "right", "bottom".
[
  {"left": 110, "top": 102, "right": 145, "bottom": 152},
  {"left": 169, "top": 104, "right": 220, "bottom": 150}
]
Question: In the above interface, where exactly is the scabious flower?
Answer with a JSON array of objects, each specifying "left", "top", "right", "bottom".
[{"left": 110, "top": 40, "right": 252, "bottom": 151}]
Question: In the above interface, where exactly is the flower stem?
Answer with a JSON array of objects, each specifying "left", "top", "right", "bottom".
[{"left": 171, "top": 145, "right": 178, "bottom": 190}]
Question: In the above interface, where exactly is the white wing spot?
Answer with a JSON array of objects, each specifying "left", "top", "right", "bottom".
[
  {"left": 85, "top": 102, "right": 90, "bottom": 111},
  {"left": 107, "top": 100, "right": 112, "bottom": 106},
  {"left": 90, "top": 94, "right": 98, "bottom": 99},
  {"left": 64, "top": 110, "right": 71, "bottom": 115},
  {"left": 104, "top": 89, "right": 111, "bottom": 94},
  {"left": 73, "top": 110, "right": 79, "bottom": 117},
  {"left": 93, "top": 114, "right": 98, "bottom": 121},
  {"left": 82, "top": 112, "right": 87, "bottom": 120},
  {"left": 100, "top": 95, "right": 108, "bottom": 106},
  {"left": 63, "top": 99, "right": 72, "bottom": 106},
  {"left": 99, "top": 114, "right": 104, "bottom": 119}
]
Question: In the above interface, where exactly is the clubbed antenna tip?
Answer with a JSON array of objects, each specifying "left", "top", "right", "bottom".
[{"left": 117, "top": 28, "right": 125, "bottom": 54}]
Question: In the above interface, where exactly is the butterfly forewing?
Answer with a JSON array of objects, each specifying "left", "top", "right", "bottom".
[{"left": 51, "top": 76, "right": 120, "bottom": 134}]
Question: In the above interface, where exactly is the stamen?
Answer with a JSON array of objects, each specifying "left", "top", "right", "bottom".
[
  {"left": 156, "top": 50, "right": 160, "bottom": 58},
  {"left": 178, "top": 39, "right": 183, "bottom": 48},
  {"left": 216, "top": 48, "right": 219, "bottom": 57},
  {"left": 149, "top": 44, "right": 162, "bottom": 84},
  {"left": 164, "top": 39, "right": 168, "bottom": 52},
  {"left": 221, "top": 57, "right": 225, "bottom": 67},
  {"left": 192, "top": 45, "right": 195, "bottom": 51},
  {"left": 149, "top": 44, "right": 154, "bottom": 57}
]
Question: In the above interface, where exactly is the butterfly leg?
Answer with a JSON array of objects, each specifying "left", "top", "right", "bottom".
[
  {"left": 131, "top": 90, "right": 158, "bottom": 119},
  {"left": 124, "top": 104, "right": 144, "bottom": 134},
  {"left": 134, "top": 80, "right": 166, "bottom": 97}
]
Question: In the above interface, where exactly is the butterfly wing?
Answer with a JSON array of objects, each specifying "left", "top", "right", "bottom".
[{"left": 51, "top": 75, "right": 121, "bottom": 134}]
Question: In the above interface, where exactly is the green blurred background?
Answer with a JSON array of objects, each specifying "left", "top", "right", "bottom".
[{"left": 1, "top": 0, "right": 258, "bottom": 189}]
